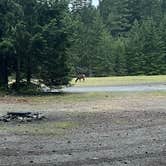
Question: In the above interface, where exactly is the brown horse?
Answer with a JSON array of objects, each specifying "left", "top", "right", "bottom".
[{"left": 75, "top": 74, "right": 86, "bottom": 83}]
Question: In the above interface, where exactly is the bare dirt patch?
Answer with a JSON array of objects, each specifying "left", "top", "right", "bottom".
[
  {"left": 0, "top": 92, "right": 166, "bottom": 166},
  {"left": 0, "top": 96, "right": 28, "bottom": 104}
]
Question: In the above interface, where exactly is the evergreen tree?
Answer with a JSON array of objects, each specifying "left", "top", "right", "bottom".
[
  {"left": 0, "top": 39, "right": 14, "bottom": 88},
  {"left": 161, "top": 0, "right": 166, "bottom": 14},
  {"left": 68, "top": 7, "right": 115, "bottom": 76},
  {"left": 40, "top": 17, "right": 72, "bottom": 86},
  {"left": 0, "top": 0, "right": 22, "bottom": 88},
  {"left": 99, "top": 0, "right": 131, "bottom": 36},
  {"left": 141, "top": 0, "right": 162, "bottom": 22},
  {"left": 126, "top": 19, "right": 166, "bottom": 75},
  {"left": 126, "top": 21, "right": 144, "bottom": 75},
  {"left": 0, "top": 0, "right": 166, "bottom": 92},
  {"left": 112, "top": 38, "right": 127, "bottom": 75},
  {"left": 94, "top": 31, "right": 115, "bottom": 76}
]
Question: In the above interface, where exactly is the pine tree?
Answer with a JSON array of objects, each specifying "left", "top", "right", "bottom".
[
  {"left": 0, "top": 0, "right": 22, "bottom": 88},
  {"left": 158, "top": 15, "right": 166, "bottom": 74},
  {"left": 126, "top": 21, "right": 144, "bottom": 75},
  {"left": 127, "top": 18, "right": 166, "bottom": 75},
  {"left": 161, "top": 0, "right": 166, "bottom": 14},
  {"left": 128, "top": 0, "right": 142, "bottom": 24},
  {"left": 99, "top": 0, "right": 131, "bottom": 36},
  {"left": 112, "top": 38, "right": 127, "bottom": 75},
  {"left": 141, "top": 0, "right": 162, "bottom": 21},
  {"left": 68, "top": 7, "right": 115, "bottom": 76},
  {"left": 0, "top": 39, "right": 14, "bottom": 88}
]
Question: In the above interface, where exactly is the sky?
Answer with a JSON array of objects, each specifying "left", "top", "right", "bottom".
[{"left": 92, "top": 0, "right": 99, "bottom": 7}]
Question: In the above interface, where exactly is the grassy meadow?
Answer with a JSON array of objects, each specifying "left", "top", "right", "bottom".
[
  {"left": 71, "top": 75, "right": 166, "bottom": 87},
  {"left": 0, "top": 75, "right": 166, "bottom": 136}
]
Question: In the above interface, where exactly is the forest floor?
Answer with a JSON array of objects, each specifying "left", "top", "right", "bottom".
[{"left": 0, "top": 90, "right": 166, "bottom": 166}]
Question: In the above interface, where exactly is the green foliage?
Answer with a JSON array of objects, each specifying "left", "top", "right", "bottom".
[
  {"left": 0, "top": 39, "right": 15, "bottom": 88},
  {"left": 0, "top": 0, "right": 72, "bottom": 91},
  {"left": 10, "top": 81, "right": 42, "bottom": 95},
  {"left": 40, "top": 18, "right": 71, "bottom": 86},
  {"left": 99, "top": 0, "right": 132, "bottom": 35},
  {"left": 126, "top": 18, "right": 166, "bottom": 75},
  {"left": 112, "top": 38, "right": 127, "bottom": 75},
  {"left": 0, "top": 0, "right": 166, "bottom": 92},
  {"left": 68, "top": 0, "right": 166, "bottom": 77}
]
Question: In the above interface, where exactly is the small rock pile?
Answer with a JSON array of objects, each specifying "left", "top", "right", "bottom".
[{"left": 0, "top": 112, "right": 45, "bottom": 122}]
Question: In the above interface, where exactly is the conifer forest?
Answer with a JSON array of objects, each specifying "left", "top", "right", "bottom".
[{"left": 0, "top": 0, "right": 166, "bottom": 90}]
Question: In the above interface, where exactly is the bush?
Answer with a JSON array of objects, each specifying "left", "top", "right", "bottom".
[{"left": 9, "top": 82, "right": 42, "bottom": 95}]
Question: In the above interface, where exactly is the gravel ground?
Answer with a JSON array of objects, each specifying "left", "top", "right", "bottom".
[{"left": 0, "top": 93, "right": 166, "bottom": 166}]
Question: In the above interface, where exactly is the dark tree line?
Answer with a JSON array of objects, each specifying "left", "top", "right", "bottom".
[
  {"left": 0, "top": 0, "right": 72, "bottom": 90},
  {"left": 0, "top": 0, "right": 166, "bottom": 90}
]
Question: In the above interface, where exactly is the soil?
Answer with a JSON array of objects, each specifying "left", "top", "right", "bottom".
[{"left": 0, "top": 93, "right": 166, "bottom": 166}]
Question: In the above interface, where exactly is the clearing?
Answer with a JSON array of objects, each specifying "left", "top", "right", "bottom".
[{"left": 0, "top": 76, "right": 166, "bottom": 165}]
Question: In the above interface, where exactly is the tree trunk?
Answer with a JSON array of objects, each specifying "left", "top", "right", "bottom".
[
  {"left": 0, "top": 55, "right": 8, "bottom": 89},
  {"left": 4, "top": 56, "right": 8, "bottom": 87},
  {"left": 0, "top": 57, "right": 4, "bottom": 87},
  {"left": 16, "top": 54, "right": 21, "bottom": 88},
  {"left": 27, "top": 57, "right": 31, "bottom": 84}
]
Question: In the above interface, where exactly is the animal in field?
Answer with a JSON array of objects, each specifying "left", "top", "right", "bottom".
[{"left": 75, "top": 74, "right": 86, "bottom": 83}]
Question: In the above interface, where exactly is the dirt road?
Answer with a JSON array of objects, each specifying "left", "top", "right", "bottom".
[
  {"left": 62, "top": 84, "right": 166, "bottom": 93},
  {"left": 0, "top": 93, "right": 166, "bottom": 166}
]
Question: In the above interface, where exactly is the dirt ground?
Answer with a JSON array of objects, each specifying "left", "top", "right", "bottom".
[{"left": 0, "top": 92, "right": 166, "bottom": 166}]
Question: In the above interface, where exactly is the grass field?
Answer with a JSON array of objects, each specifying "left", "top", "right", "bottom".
[
  {"left": 0, "top": 121, "right": 77, "bottom": 136},
  {"left": 35, "top": 91, "right": 166, "bottom": 103},
  {"left": 1, "top": 75, "right": 166, "bottom": 136},
  {"left": 71, "top": 75, "right": 166, "bottom": 87},
  {"left": 0, "top": 91, "right": 166, "bottom": 136},
  {"left": 0, "top": 76, "right": 166, "bottom": 165}
]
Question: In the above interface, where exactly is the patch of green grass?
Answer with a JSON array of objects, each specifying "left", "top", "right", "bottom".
[
  {"left": 29, "top": 92, "right": 119, "bottom": 103},
  {"left": 0, "top": 121, "right": 77, "bottom": 136},
  {"left": 71, "top": 75, "right": 166, "bottom": 87},
  {"left": 28, "top": 90, "right": 166, "bottom": 104}
]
